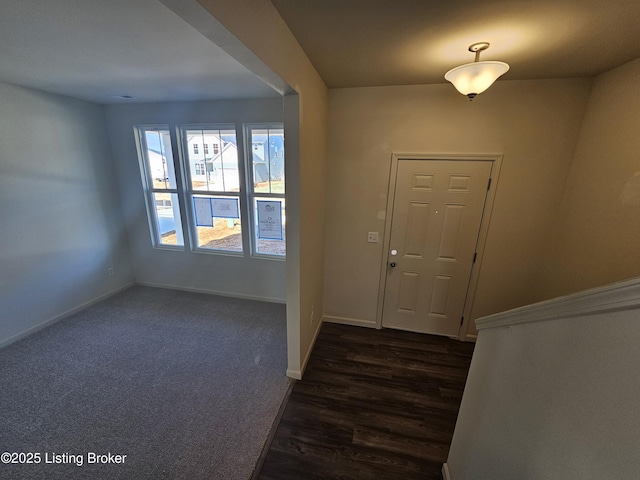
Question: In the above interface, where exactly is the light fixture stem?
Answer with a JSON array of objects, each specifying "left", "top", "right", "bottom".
[{"left": 469, "top": 42, "right": 490, "bottom": 63}]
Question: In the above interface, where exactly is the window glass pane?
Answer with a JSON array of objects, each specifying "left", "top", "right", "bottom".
[
  {"left": 144, "top": 129, "right": 177, "bottom": 189},
  {"left": 153, "top": 192, "right": 184, "bottom": 246},
  {"left": 250, "top": 128, "right": 285, "bottom": 194},
  {"left": 186, "top": 128, "right": 239, "bottom": 192},
  {"left": 254, "top": 197, "right": 285, "bottom": 256},
  {"left": 192, "top": 195, "right": 242, "bottom": 252}
]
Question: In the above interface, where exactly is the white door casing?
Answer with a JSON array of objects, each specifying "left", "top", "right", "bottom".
[{"left": 379, "top": 155, "right": 498, "bottom": 337}]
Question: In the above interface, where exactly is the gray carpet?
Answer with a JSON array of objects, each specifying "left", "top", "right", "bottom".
[{"left": 0, "top": 286, "right": 290, "bottom": 480}]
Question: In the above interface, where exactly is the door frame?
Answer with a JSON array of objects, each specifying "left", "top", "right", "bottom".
[{"left": 375, "top": 153, "right": 503, "bottom": 340}]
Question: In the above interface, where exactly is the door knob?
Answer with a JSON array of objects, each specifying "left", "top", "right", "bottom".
[{"left": 389, "top": 262, "right": 396, "bottom": 268}]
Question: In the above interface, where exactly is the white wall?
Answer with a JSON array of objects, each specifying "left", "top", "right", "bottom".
[
  {"left": 323, "top": 79, "right": 591, "bottom": 337},
  {"left": 189, "top": 0, "right": 330, "bottom": 378},
  {"left": 445, "top": 278, "right": 640, "bottom": 479},
  {"left": 0, "top": 82, "right": 133, "bottom": 346},
  {"left": 105, "top": 98, "right": 286, "bottom": 302},
  {"left": 540, "top": 58, "right": 640, "bottom": 298}
]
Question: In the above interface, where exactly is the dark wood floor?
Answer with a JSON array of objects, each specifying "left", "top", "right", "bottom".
[{"left": 256, "top": 322, "right": 475, "bottom": 480}]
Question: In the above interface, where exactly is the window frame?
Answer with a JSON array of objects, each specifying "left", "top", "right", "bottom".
[
  {"left": 244, "top": 123, "right": 286, "bottom": 260},
  {"left": 134, "top": 125, "right": 185, "bottom": 251},
  {"left": 134, "top": 122, "right": 285, "bottom": 260},
  {"left": 178, "top": 124, "right": 248, "bottom": 256}
]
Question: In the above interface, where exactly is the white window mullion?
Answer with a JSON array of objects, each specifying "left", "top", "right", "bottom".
[
  {"left": 236, "top": 123, "right": 252, "bottom": 256},
  {"left": 168, "top": 125, "right": 187, "bottom": 248}
]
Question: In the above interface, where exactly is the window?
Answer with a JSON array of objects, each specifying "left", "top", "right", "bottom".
[
  {"left": 135, "top": 126, "right": 184, "bottom": 248},
  {"left": 182, "top": 127, "right": 243, "bottom": 253},
  {"left": 134, "top": 123, "right": 285, "bottom": 258},
  {"left": 246, "top": 125, "right": 285, "bottom": 256}
]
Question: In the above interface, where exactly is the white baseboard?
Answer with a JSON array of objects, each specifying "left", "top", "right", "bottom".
[
  {"left": 0, "top": 282, "right": 135, "bottom": 350},
  {"left": 285, "top": 368, "right": 302, "bottom": 380},
  {"left": 287, "top": 316, "right": 323, "bottom": 380},
  {"left": 135, "top": 281, "right": 286, "bottom": 304},
  {"left": 322, "top": 315, "right": 377, "bottom": 328},
  {"left": 442, "top": 463, "right": 451, "bottom": 480}
]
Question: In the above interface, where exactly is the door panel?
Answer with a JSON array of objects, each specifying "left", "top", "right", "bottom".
[
  {"left": 382, "top": 159, "right": 491, "bottom": 336},
  {"left": 430, "top": 275, "right": 452, "bottom": 316},
  {"left": 398, "top": 272, "right": 420, "bottom": 312},
  {"left": 404, "top": 202, "right": 430, "bottom": 256},
  {"left": 438, "top": 204, "right": 464, "bottom": 260}
]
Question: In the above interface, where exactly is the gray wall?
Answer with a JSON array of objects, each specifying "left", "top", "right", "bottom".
[
  {"left": 0, "top": 82, "right": 133, "bottom": 346},
  {"left": 104, "top": 98, "right": 287, "bottom": 302}
]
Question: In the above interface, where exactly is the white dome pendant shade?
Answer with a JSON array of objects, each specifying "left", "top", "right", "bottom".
[
  {"left": 444, "top": 42, "right": 509, "bottom": 100},
  {"left": 445, "top": 61, "right": 510, "bottom": 98}
]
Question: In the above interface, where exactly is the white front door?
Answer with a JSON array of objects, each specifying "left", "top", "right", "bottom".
[{"left": 382, "top": 159, "right": 492, "bottom": 336}]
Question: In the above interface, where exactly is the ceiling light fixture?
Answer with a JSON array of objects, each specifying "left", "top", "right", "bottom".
[{"left": 444, "top": 42, "right": 509, "bottom": 100}]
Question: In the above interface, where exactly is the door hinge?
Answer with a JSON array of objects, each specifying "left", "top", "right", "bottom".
[
  {"left": 473, "top": 252, "right": 477, "bottom": 263},
  {"left": 487, "top": 177, "right": 492, "bottom": 190},
  {"left": 460, "top": 316, "right": 464, "bottom": 326}
]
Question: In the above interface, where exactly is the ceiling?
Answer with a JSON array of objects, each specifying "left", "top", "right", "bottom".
[
  {"left": 0, "top": 0, "right": 279, "bottom": 103},
  {"left": 2, "top": 0, "right": 640, "bottom": 104},
  {"left": 272, "top": 0, "right": 640, "bottom": 88}
]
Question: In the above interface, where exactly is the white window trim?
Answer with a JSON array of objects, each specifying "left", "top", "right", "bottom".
[
  {"left": 179, "top": 124, "right": 248, "bottom": 256},
  {"left": 134, "top": 125, "right": 185, "bottom": 251},
  {"left": 244, "top": 123, "right": 286, "bottom": 260}
]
